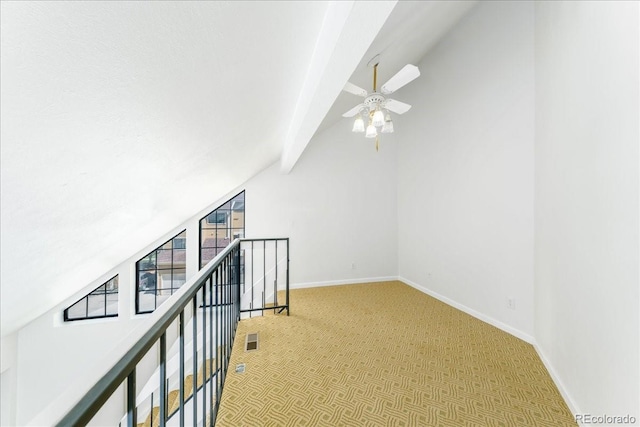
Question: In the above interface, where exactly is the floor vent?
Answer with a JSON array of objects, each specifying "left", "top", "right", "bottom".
[
  {"left": 245, "top": 332, "right": 259, "bottom": 351},
  {"left": 235, "top": 363, "right": 246, "bottom": 373}
]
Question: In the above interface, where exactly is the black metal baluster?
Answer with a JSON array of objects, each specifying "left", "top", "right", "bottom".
[
  {"left": 233, "top": 250, "right": 237, "bottom": 335},
  {"left": 223, "top": 259, "right": 227, "bottom": 386},
  {"left": 286, "top": 239, "right": 290, "bottom": 316},
  {"left": 192, "top": 297, "right": 198, "bottom": 426},
  {"left": 251, "top": 241, "right": 254, "bottom": 318},
  {"left": 236, "top": 247, "right": 241, "bottom": 322},
  {"left": 275, "top": 240, "right": 278, "bottom": 311},
  {"left": 263, "top": 240, "right": 266, "bottom": 316},
  {"left": 127, "top": 368, "right": 136, "bottom": 427},
  {"left": 215, "top": 268, "right": 220, "bottom": 415},
  {"left": 209, "top": 275, "right": 214, "bottom": 423},
  {"left": 202, "top": 283, "right": 207, "bottom": 424},
  {"left": 159, "top": 332, "right": 166, "bottom": 426},
  {"left": 241, "top": 245, "right": 245, "bottom": 295},
  {"left": 225, "top": 257, "right": 229, "bottom": 374},
  {"left": 179, "top": 311, "right": 185, "bottom": 427}
]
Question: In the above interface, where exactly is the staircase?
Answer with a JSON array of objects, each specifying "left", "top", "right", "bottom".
[
  {"left": 51, "top": 238, "right": 289, "bottom": 427},
  {"left": 136, "top": 358, "right": 216, "bottom": 427}
]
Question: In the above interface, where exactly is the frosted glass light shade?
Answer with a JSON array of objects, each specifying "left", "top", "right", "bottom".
[
  {"left": 372, "top": 110, "right": 384, "bottom": 127},
  {"left": 352, "top": 117, "right": 365, "bottom": 133},
  {"left": 365, "top": 124, "right": 377, "bottom": 138},
  {"left": 381, "top": 114, "right": 394, "bottom": 133}
]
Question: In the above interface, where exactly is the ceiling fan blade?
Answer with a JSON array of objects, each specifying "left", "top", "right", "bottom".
[
  {"left": 384, "top": 99, "right": 412, "bottom": 114},
  {"left": 342, "top": 104, "right": 364, "bottom": 118},
  {"left": 343, "top": 82, "right": 368, "bottom": 97},
  {"left": 380, "top": 64, "right": 420, "bottom": 95}
]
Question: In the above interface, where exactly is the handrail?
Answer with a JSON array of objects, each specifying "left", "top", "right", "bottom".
[
  {"left": 55, "top": 239, "right": 243, "bottom": 427},
  {"left": 49, "top": 237, "right": 290, "bottom": 427}
]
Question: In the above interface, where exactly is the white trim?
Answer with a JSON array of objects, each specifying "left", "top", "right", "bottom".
[
  {"left": 291, "top": 276, "right": 398, "bottom": 289},
  {"left": 398, "top": 276, "right": 535, "bottom": 344},
  {"left": 533, "top": 343, "right": 583, "bottom": 425}
]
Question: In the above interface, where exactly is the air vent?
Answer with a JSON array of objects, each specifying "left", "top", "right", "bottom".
[{"left": 245, "top": 332, "right": 259, "bottom": 351}]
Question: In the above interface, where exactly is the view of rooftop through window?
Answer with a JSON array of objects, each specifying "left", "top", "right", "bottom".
[
  {"left": 64, "top": 275, "right": 119, "bottom": 321},
  {"left": 136, "top": 230, "right": 187, "bottom": 314},
  {"left": 200, "top": 191, "right": 245, "bottom": 269}
]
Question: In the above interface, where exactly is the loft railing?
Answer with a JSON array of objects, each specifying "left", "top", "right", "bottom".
[
  {"left": 53, "top": 238, "right": 289, "bottom": 427},
  {"left": 240, "top": 238, "right": 290, "bottom": 318}
]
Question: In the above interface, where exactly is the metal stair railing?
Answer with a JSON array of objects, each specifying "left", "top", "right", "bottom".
[{"left": 53, "top": 237, "right": 289, "bottom": 427}]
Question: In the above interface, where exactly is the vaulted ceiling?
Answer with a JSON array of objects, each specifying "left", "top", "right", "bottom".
[{"left": 0, "top": 1, "right": 476, "bottom": 337}]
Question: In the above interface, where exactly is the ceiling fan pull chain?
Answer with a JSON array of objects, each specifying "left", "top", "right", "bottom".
[{"left": 375, "top": 135, "right": 379, "bottom": 152}]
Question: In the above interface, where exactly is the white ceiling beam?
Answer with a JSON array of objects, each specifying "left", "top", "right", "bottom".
[{"left": 279, "top": 0, "right": 397, "bottom": 174}]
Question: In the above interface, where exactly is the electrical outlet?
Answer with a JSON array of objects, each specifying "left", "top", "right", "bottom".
[{"left": 507, "top": 297, "right": 516, "bottom": 310}]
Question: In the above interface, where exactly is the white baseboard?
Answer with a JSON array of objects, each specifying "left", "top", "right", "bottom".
[
  {"left": 398, "top": 276, "right": 535, "bottom": 344},
  {"left": 291, "top": 276, "right": 398, "bottom": 290},
  {"left": 533, "top": 343, "right": 583, "bottom": 425},
  {"left": 398, "top": 276, "right": 583, "bottom": 425}
]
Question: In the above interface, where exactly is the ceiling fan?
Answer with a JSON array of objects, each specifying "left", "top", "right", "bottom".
[{"left": 342, "top": 55, "right": 420, "bottom": 149}]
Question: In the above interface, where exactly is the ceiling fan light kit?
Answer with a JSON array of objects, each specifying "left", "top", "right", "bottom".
[
  {"left": 352, "top": 116, "right": 365, "bottom": 133},
  {"left": 381, "top": 113, "right": 394, "bottom": 134},
  {"left": 372, "top": 109, "right": 385, "bottom": 127},
  {"left": 342, "top": 56, "right": 420, "bottom": 150}
]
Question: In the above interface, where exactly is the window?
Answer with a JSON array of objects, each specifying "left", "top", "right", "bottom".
[
  {"left": 200, "top": 191, "right": 245, "bottom": 269},
  {"left": 64, "top": 276, "right": 118, "bottom": 321},
  {"left": 136, "top": 230, "right": 187, "bottom": 314}
]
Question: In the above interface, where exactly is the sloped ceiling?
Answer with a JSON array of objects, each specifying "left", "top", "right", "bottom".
[{"left": 0, "top": 1, "right": 475, "bottom": 337}]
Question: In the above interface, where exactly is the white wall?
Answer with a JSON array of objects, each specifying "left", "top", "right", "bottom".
[
  {"left": 534, "top": 0, "right": 639, "bottom": 418},
  {"left": 246, "top": 114, "right": 399, "bottom": 286},
  {"left": 16, "top": 269, "right": 142, "bottom": 425},
  {"left": 397, "top": 1, "right": 535, "bottom": 339},
  {"left": 1, "top": 333, "right": 17, "bottom": 426}
]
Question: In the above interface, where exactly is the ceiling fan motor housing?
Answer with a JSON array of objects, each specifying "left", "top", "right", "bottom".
[{"left": 364, "top": 93, "right": 385, "bottom": 110}]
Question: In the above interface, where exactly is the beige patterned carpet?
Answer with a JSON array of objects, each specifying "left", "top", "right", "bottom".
[{"left": 216, "top": 281, "right": 576, "bottom": 426}]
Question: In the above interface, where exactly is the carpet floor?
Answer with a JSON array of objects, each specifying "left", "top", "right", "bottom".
[{"left": 215, "top": 281, "right": 576, "bottom": 426}]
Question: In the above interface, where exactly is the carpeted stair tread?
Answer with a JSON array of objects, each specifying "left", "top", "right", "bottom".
[{"left": 136, "top": 358, "right": 217, "bottom": 427}]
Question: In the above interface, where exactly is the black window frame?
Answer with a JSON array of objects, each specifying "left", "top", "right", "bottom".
[
  {"left": 63, "top": 275, "right": 119, "bottom": 322},
  {"left": 206, "top": 211, "right": 228, "bottom": 225},
  {"left": 135, "top": 229, "right": 187, "bottom": 314},
  {"left": 199, "top": 190, "right": 245, "bottom": 269}
]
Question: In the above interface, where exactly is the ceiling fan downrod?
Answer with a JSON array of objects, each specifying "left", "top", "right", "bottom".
[{"left": 373, "top": 63, "right": 378, "bottom": 92}]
